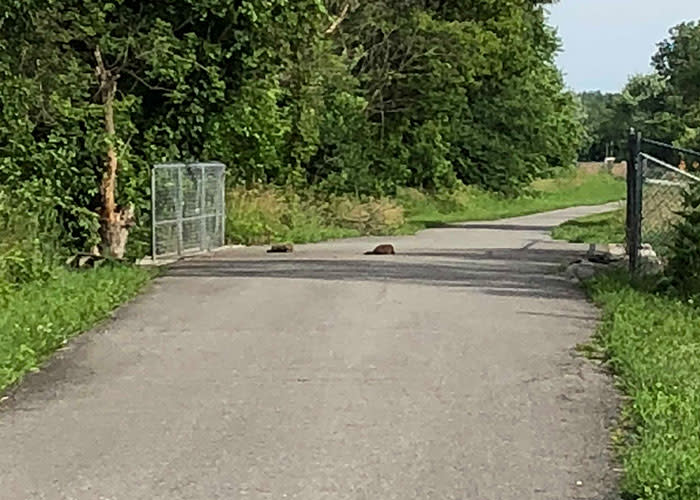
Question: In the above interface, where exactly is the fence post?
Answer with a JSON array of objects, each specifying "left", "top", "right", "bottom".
[
  {"left": 151, "top": 167, "right": 157, "bottom": 261},
  {"left": 176, "top": 165, "right": 184, "bottom": 256},
  {"left": 626, "top": 129, "right": 634, "bottom": 254},
  {"left": 637, "top": 155, "right": 646, "bottom": 256},
  {"left": 627, "top": 129, "right": 642, "bottom": 273},
  {"left": 220, "top": 167, "right": 226, "bottom": 247},
  {"left": 199, "top": 164, "right": 207, "bottom": 251}
]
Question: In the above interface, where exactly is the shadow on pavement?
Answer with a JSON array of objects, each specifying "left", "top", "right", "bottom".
[
  {"left": 410, "top": 222, "right": 557, "bottom": 231},
  {"left": 169, "top": 247, "right": 585, "bottom": 301},
  {"left": 404, "top": 247, "right": 582, "bottom": 263},
  {"left": 443, "top": 223, "right": 558, "bottom": 232}
]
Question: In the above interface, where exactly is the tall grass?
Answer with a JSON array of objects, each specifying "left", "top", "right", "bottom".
[
  {"left": 224, "top": 171, "right": 626, "bottom": 246},
  {"left": 588, "top": 273, "right": 700, "bottom": 500},
  {"left": 0, "top": 189, "right": 63, "bottom": 294},
  {"left": 226, "top": 186, "right": 406, "bottom": 245},
  {"left": 0, "top": 265, "right": 152, "bottom": 391}
]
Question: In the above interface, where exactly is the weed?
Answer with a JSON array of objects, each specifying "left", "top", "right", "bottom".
[
  {"left": 225, "top": 172, "right": 626, "bottom": 245},
  {"left": 0, "top": 265, "right": 153, "bottom": 392},
  {"left": 587, "top": 273, "right": 700, "bottom": 500},
  {"left": 551, "top": 209, "right": 625, "bottom": 244},
  {"left": 403, "top": 171, "right": 625, "bottom": 227}
]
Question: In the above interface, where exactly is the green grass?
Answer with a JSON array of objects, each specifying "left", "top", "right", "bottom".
[
  {"left": 551, "top": 209, "right": 625, "bottom": 244},
  {"left": 587, "top": 273, "right": 700, "bottom": 500},
  {"left": 0, "top": 265, "right": 153, "bottom": 392},
  {"left": 225, "top": 171, "right": 626, "bottom": 245},
  {"left": 401, "top": 171, "right": 625, "bottom": 228},
  {"left": 226, "top": 185, "right": 406, "bottom": 245}
]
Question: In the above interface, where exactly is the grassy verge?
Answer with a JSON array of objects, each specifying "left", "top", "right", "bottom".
[
  {"left": 402, "top": 170, "right": 625, "bottom": 227},
  {"left": 0, "top": 265, "right": 153, "bottom": 392},
  {"left": 551, "top": 209, "right": 625, "bottom": 244},
  {"left": 558, "top": 191, "right": 700, "bottom": 498},
  {"left": 226, "top": 171, "right": 626, "bottom": 245},
  {"left": 225, "top": 186, "right": 389, "bottom": 245},
  {"left": 587, "top": 273, "right": 700, "bottom": 500}
]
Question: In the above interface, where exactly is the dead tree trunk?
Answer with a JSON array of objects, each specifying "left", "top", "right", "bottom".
[{"left": 94, "top": 46, "right": 134, "bottom": 259}]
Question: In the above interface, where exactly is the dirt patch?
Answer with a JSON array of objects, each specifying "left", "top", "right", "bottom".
[{"left": 579, "top": 162, "right": 627, "bottom": 179}]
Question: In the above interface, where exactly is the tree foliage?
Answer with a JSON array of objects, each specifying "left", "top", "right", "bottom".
[
  {"left": 667, "top": 183, "right": 700, "bottom": 299},
  {"left": 653, "top": 21, "right": 700, "bottom": 152},
  {"left": 0, "top": 0, "right": 583, "bottom": 255},
  {"left": 577, "top": 91, "right": 623, "bottom": 161},
  {"left": 578, "top": 20, "right": 700, "bottom": 161}
]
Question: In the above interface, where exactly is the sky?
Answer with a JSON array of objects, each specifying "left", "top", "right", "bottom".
[{"left": 548, "top": 0, "right": 699, "bottom": 93}]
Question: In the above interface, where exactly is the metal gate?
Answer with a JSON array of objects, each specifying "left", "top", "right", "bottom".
[
  {"left": 626, "top": 130, "right": 700, "bottom": 271},
  {"left": 151, "top": 162, "right": 226, "bottom": 260}
]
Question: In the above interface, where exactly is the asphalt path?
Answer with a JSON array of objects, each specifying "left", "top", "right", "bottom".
[{"left": 1, "top": 203, "right": 620, "bottom": 500}]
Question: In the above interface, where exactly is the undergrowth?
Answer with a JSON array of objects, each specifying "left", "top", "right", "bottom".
[
  {"left": 0, "top": 189, "right": 63, "bottom": 293},
  {"left": 551, "top": 209, "right": 625, "bottom": 244},
  {"left": 0, "top": 265, "right": 153, "bottom": 392},
  {"left": 402, "top": 170, "right": 624, "bottom": 226},
  {"left": 226, "top": 171, "right": 625, "bottom": 245},
  {"left": 226, "top": 186, "right": 405, "bottom": 245},
  {"left": 587, "top": 272, "right": 700, "bottom": 500}
]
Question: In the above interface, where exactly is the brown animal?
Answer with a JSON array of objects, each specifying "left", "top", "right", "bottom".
[
  {"left": 268, "top": 243, "right": 294, "bottom": 253},
  {"left": 364, "top": 244, "right": 395, "bottom": 255}
]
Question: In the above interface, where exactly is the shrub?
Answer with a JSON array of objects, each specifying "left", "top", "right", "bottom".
[
  {"left": 0, "top": 189, "right": 63, "bottom": 294},
  {"left": 667, "top": 183, "right": 700, "bottom": 298},
  {"left": 225, "top": 186, "right": 405, "bottom": 246},
  {"left": 0, "top": 265, "right": 152, "bottom": 391}
]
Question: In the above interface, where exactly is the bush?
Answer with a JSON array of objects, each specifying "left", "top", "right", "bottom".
[
  {"left": 667, "top": 183, "right": 700, "bottom": 298},
  {"left": 0, "top": 265, "right": 152, "bottom": 391},
  {"left": 1, "top": 1, "right": 585, "bottom": 258},
  {"left": 225, "top": 186, "right": 405, "bottom": 246},
  {"left": 0, "top": 189, "right": 63, "bottom": 294}
]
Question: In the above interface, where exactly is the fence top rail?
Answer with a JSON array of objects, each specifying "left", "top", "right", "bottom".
[
  {"left": 641, "top": 152, "right": 700, "bottom": 183},
  {"left": 646, "top": 178, "right": 694, "bottom": 188},
  {"left": 641, "top": 137, "right": 700, "bottom": 159},
  {"left": 153, "top": 162, "right": 226, "bottom": 169}
]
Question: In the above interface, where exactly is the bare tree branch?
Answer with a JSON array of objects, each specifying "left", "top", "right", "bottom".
[
  {"left": 324, "top": 2, "right": 350, "bottom": 35},
  {"left": 123, "top": 69, "right": 174, "bottom": 93}
]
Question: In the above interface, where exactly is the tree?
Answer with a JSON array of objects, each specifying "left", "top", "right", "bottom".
[
  {"left": 577, "top": 91, "right": 627, "bottom": 161},
  {"left": 0, "top": 0, "right": 586, "bottom": 256},
  {"left": 653, "top": 21, "right": 700, "bottom": 152},
  {"left": 332, "top": 0, "right": 583, "bottom": 192}
]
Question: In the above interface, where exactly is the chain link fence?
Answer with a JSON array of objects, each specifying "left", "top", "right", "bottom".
[
  {"left": 641, "top": 154, "right": 699, "bottom": 256},
  {"left": 151, "top": 162, "right": 226, "bottom": 260},
  {"left": 627, "top": 131, "right": 700, "bottom": 270}
]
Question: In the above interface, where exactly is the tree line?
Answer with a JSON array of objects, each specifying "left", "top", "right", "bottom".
[
  {"left": 578, "top": 20, "right": 700, "bottom": 164},
  {"left": 0, "top": 1, "right": 583, "bottom": 257}
]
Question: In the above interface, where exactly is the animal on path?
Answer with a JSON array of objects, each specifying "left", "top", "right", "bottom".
[
  {"left": 365, "top": 244, "right": 395, "bottom": 255},
  {"left": 268, "top": 243, "right": 294, "bottom": 253}
]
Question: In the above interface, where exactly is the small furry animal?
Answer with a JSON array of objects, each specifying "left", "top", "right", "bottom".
[
  {"left": 364, "top": 244, "right": 395, "bottom": 255},
  {"left": 268, "top": 243, "right": 294, "bottom": 253}
]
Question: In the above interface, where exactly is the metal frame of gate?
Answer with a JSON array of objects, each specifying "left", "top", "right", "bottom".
[
  {"left": 626, "top": 130, "right": 700, "bottom": 272},
  {"left": 151, "top": 162, "right": 226, "bottom": 260}
]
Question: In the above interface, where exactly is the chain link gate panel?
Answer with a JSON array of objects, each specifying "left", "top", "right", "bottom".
[
  {"left": 641, "top": 153, "right": 699, "bottom": 256},
  {"left": 627, "top": 130, "right": 700, "bottom": 271},
  {"left": 152, "top": 162, "right": 226, "bottom": 260}
]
